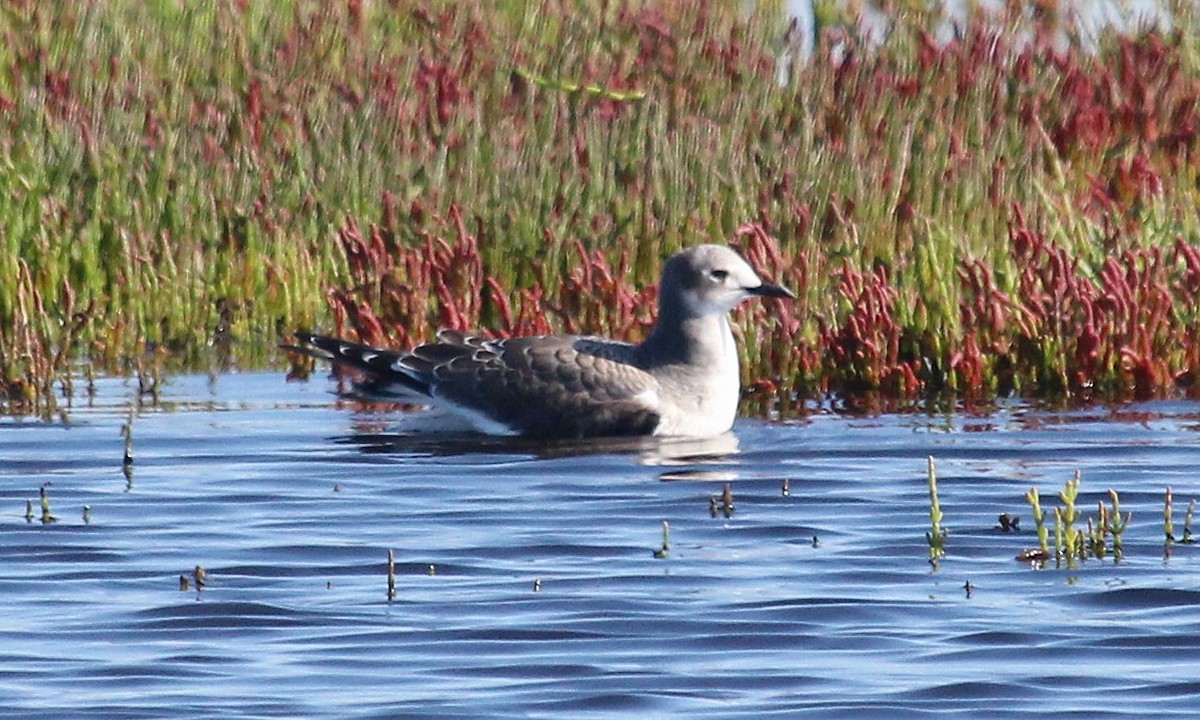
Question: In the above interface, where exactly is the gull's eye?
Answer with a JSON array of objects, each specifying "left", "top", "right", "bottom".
[{"left": 710, "top": 269, "right": 729, "bottom": 282}]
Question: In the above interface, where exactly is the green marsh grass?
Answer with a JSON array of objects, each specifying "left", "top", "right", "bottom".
[{"left": 5, "top": 3, "right": 1200, "bottom": 413}]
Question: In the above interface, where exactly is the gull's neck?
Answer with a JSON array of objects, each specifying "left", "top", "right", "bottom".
[
  {"left": 636, "top": 298, "right": 743, "bottom": 437},
  {"left": 636, "top": 301, "right": 737, "bottom": 372}
]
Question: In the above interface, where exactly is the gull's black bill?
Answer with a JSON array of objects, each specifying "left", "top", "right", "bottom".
[{"left": 748, "top": 282, "right": 796, "bottom": 300}]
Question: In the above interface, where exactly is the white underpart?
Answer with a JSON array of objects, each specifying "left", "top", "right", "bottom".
[
  {"left": 651, "top": 316, "right": 742, "bottom": 437},
  {"left": 632, "top": 387, "right": 661, "bottom": 410},
  {"left": 429, "top": 389, "right": 521, "bottom": 436}
]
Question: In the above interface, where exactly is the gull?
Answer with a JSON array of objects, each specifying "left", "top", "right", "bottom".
[{"left": 289, "top": 244, "right": 793, "bottom": 439}]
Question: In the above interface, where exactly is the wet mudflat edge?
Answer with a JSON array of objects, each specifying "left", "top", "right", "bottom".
[{"left": 1, "top": 373, "right": 1199, "bottom": 719}]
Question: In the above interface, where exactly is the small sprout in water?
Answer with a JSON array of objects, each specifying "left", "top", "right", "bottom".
[
  {"left": 812, "top": 535, "right": 820, "bottom": 548},
  {"left": 121, "top": 407, "right": 135, "bottom": 468},
  {"left": 710, "top": 484, "right": 734, "bottom": 518},
  {"left": 387, "top": 549, "right": 396, "bottom": 602},
  {"left": 24, "top": 499, "right": 33, "bottom": 523},
  {"left": 39, "top": 485, "right": 57, "bottom": 524},
  {"left": 653, "top": 520, "right": 670, "bottom": 558},
  {"left": 326, "top": 581, "right": 333, "bottom": 590},
  {"left": 427, "top": 564, "right": 436, "bottom": 576},
  {"left": 386, "top": 552, "right": 396, "bottom": 602},
  {"left": 1056, "top": 471, "right": 1082, "bottom": 565},
  {"left": 926, "top": 456, "right": 946, "bottom": 566},
  {"left": 82, "top": 505, "right": 91, "bottom": 524},
  {"left": 1086, "top": 515, "right": 1107, "bottom": 560},
  {"left": 333, "top": 483, "right": 342, "bottom": 492},
  {"left": 996, "top": 513, "right": 1020, "bottom": 532},
  {"left": 179, "top": 575, "right": 190, "bottom": 591},
  {"left": 1024, "top": 486, "right": 1050, "bottom": 559},
  {"left": 533, "top": 578, "right": 541, "bottom": 593},
  {"left": 1106, "top": 489, "right": 1130, "bottom": 561},
  {"left": 1053, "top": 507, "right": 1066, "bottom": 562},
  {"left": 193, "top": 565, "right": 207, "bottom": 589},
  {"left": 781, "top": 478, "right": 790, "bottom": 496},
  {"left": 1184, "top": 498, "right": 1196, "bottom": 544},
  {"left": 963, "top": 580, "right": 974, "bottom": 598},
  {"left": 1164, "top": 486, "right": 1176, "bottom": 545}
]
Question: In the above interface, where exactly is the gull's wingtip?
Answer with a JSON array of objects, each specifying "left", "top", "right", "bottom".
[{"left": 279, "top": 332, "right": 337, "bottom": 360}]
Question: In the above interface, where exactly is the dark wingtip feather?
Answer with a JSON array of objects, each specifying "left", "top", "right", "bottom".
[{"left": 283, "top": 333, "right": 434, "bottom": 398}]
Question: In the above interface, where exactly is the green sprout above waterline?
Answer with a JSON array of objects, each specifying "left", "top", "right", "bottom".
[
  {"left": 1105, "top": 489, "right": 1130, "bottom": 561},
  {"left": 1020, "top": 474, "right": 1141, "bottom": 567},
  {"left": 926, "top": 456, "right": 947, "bottom": 566},
  {"left": 1057, "top": 470, "right": 1083, "bottom": 567},
  {"left": 39, "top": 484, "right": 57, "bottom": 525},
  {"left": 1022, "top": 487, "right": 1050, "bottom": 562}
]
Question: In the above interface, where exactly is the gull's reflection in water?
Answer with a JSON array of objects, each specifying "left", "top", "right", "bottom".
[
  {"left": 639, "top": 432, "right": 741, "bottom": 483},
  {"left": 331, "top": 409, "right": 742, "bottom": 482}
]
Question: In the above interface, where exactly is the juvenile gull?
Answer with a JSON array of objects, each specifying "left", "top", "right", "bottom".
[{"left": 290, "top": 244, "right": 793, "bottom": 439}]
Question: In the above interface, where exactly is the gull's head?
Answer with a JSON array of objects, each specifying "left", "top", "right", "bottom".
[{"left": 659, "top": 244, "right": 795, "bottom": 318}]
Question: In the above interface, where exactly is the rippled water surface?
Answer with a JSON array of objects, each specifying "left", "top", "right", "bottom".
[{"left": 3, "top": 373, "right": 1200, "bottom": 718}]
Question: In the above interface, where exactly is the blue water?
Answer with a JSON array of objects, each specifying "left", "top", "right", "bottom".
[{"left": 2, "top": 373, "right": 1199, "bottom": 718}]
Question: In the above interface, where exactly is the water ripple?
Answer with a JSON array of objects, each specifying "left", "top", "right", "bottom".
[{"left": 1, "top": 375, "right": 1199, "bottom": 718}]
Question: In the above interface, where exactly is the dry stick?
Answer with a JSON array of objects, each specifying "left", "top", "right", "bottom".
[
  {"left": 653, "top": 521, "right": 670, "bottom": 559},
  {"left": 122, "top": 407, "right": 135, "bottom": 468},
  {"left": 1165, "top": 487, "right": 1176, "bottom": 547},
  {"left": 387, "top": 549, "right": 396, "bottom": 602},
  {"left": 1185, "top": 499, "right": 1196, "bottom": 544}
]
